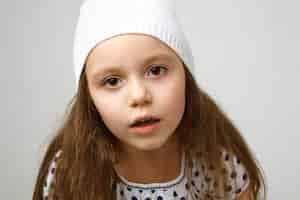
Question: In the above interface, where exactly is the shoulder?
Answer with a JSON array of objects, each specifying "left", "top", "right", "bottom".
[
  {"left": 43, "top": 150, "right": 62, "bottom": 200},
  {"left": 191, "top": 148, "right": 250, "bottom": 200},
  {"left": 220, "top": 148, "right": 250, "bottom": 199}
]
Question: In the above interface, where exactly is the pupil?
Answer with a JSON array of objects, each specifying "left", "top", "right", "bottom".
[
  {"left": 151, "top": 67, "right": 160, "bottom": 75},
  {"left": 108, "top": 78, "right": 118, "bottom": 85}
]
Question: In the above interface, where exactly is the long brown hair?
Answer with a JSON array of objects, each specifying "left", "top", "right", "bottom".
[{"left": 32, "top": 62, "right": 267, "bottom": 200}]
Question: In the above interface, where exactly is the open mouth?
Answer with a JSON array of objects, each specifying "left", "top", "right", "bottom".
[
  {"left": 131, "top": 118, "right": 160, "bottom": 127},
  {"left": 130, "top": 119, "right": 161, "bottom": 135}
]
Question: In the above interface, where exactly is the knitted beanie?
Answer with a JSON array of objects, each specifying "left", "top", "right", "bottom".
[{"left": 73, "top": 0, "right": 195, "bottom": 88}]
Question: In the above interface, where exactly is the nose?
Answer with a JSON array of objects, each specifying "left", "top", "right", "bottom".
[{"left": 128, "top": 78, "right": 152, "bottom": 107}]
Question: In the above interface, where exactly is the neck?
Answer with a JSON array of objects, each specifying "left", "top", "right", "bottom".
[{"left": 114, "top": 134, "right": 183, "bottom": 184}]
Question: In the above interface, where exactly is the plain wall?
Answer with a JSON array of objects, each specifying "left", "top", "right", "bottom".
[{"left": 1, "top": 0, "right": 299, "bottom": 199}]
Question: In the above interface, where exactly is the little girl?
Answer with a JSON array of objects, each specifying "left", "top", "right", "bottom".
[{"left": 33, "top": 0, "right": 266, "bottom": 199}]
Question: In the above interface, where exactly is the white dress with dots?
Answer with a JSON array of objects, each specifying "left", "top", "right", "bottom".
[{"left": 43, "top": 150, "right": 249, "bottom": 200}]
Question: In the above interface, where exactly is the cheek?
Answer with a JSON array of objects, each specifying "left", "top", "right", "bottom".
[
  {"left": 91, "top": 94, "right": 125, "bottom": 133},
  {"left": 158, "top": 75, "right": 186, "bottom": 120}
]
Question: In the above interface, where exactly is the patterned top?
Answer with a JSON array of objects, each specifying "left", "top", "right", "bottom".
[{"left": 43, "top": 150, "right": 249, "bottom": 200}]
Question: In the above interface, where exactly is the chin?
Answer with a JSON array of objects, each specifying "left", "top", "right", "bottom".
[
  {"left": 137, "top": 144, "right": 164, "bottom": 152},
  {"left": 132, "top": 137, "right": 171, "bottom": 152}
]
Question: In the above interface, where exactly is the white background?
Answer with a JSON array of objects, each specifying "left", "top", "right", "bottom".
[{"left": 1, "top": 0, "right": 299, "bottom": 199}]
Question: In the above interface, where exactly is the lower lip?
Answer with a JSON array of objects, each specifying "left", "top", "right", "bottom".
[{"left": 131, "top": 120, "right": 161, "bottom": 135}]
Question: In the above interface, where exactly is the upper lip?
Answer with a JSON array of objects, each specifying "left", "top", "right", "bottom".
[{"left": 130, "top": 115, "right": 160, "bottom": 127}]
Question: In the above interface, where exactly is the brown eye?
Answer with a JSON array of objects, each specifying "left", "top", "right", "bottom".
[
  {"left": 102, "top": 77, "right": 121, "bottom": 87},
  {"left": 148, "top": 65, "right": 167, "bottom": 77}
]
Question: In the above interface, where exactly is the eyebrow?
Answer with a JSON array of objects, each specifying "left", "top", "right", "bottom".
[{"left": 90, "top": 53, "right": 175, "bottom": 80}]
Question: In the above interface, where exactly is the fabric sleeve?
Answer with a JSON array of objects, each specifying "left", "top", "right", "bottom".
[
  {"left": 43, "top": 150, "right": 62, "bottom": 200},
  {"left": 221, "top": 149, "right": 250, "bottom": 199}
]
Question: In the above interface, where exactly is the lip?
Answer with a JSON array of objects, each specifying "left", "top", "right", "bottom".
[
  {"left": 130, "top": 115, "right": 160, "bottom": 127},
  {"left": 130, "top": 120, "right": 161, "bottom": 135}
]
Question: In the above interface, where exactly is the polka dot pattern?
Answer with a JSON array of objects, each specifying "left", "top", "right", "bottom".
[
  {"left": 43, "top": 150, "right": 62, "bottom": 200},
  {"left": 43, "top": 149, "right": 250, "bottom": 200}
]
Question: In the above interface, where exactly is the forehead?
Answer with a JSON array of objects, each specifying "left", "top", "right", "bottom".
[{"left": 85, "top": 34, "right": 180, "bottom": 74}]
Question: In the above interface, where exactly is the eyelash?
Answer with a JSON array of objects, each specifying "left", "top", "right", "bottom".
[{"left": 101, "top": 65, "right": 168, "bottom": 88}]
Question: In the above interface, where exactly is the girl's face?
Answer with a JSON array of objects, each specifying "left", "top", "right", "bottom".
[{"left": 85, "top": 34, "right": 186, "bottom": 154}]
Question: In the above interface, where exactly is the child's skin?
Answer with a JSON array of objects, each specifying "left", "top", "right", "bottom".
[{"left": 85, "top": 33, "right": 186, "bottom": 184}]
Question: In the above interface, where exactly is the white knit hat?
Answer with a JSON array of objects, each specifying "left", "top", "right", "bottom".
[{"left": 73, "top": 0, "right": 195, "bottom": 88}]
